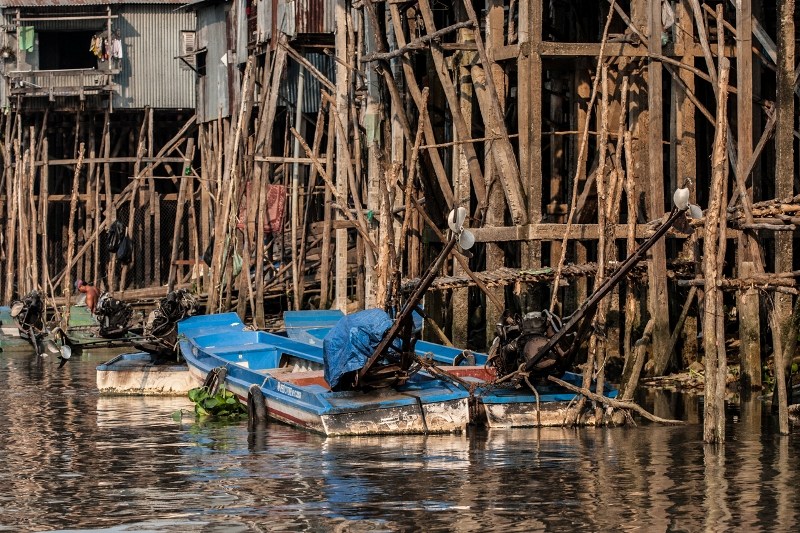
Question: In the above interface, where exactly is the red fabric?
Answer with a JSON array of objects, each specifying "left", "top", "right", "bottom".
[{"left": 237, "top": 182, "right": 286, "bottom": 235}]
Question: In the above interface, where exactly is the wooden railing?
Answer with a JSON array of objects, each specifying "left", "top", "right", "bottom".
[{"left": 7, "top": 68, "right": 119, "bottom": 99}]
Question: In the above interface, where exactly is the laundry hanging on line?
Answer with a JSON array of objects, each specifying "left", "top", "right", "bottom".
[{"left": 90, "top": 33, "right": 122, "bottom": 61}]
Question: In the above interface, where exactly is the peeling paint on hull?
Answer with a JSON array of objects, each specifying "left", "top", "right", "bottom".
[
  {"left": 321, "top": 398, "right": 470, "bottom": 436},
  {"left": 482, "top": 401, "right": 605, "bottom": 428}
]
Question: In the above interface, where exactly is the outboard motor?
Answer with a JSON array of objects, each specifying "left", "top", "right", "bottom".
[
  {"left": 487, "top": 310, "right": 573, "bottom": 379},
  {"left": 135, "top": 289, "right": 198, "bottom": 357},
  {"left": 94, "top": 293, "right": 133, "bottom": 338},
  {"left": 10, "top": 290, "right": 46, "bottom": 334},
  {"left": 486, "top": 196, "right": 697, "bottom": 383},
  {"left": 10, "top": 290, "right": 70, "bottom": 360}
]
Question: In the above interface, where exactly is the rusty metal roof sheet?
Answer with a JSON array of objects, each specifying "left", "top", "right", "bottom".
[{"left": 0, "top": 0, "right": 188, "bottom": 7}]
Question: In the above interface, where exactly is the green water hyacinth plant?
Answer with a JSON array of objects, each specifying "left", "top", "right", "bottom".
[{"left": 187, "top": 385, "right": 247, "bottom": 418}]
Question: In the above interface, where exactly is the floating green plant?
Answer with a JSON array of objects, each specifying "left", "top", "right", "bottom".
[{"left": 187, "top": 385, "right": 247, "bottom": 418}]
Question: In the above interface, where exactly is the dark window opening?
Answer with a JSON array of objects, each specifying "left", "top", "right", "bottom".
[
  {"left": 38, "top": 30, "right": 98, "bottom": 70},
  {"left": 196, "top": 50, "right": 207, "bottom": 77}
]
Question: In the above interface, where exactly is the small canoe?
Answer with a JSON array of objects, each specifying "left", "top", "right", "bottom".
[
  {"left": 178, "top": 313, "right": 470, "bottom": 436},
  {"left": 283, "top": 310, "right": 618, "bottom": 428},
  {"left": 96, "top": 352, "right": 194, "bottom": 395}
]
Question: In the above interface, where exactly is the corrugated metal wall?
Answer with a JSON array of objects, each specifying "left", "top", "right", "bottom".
[
  {"left": 280, "top": 50, "right": 333, "bottom": 114},
  {"left": 256, "top": 0, "right": 334, "bottom": 43},
  {"left": 196, "top": 2, "right": 229, "bottom": 122},
  {"left": 0, "top": 6, "right": 195, "bottom": 109},
  {"left": 295, "top": 0, "right": 333, "bottom": 34},
  {"left": 113, "top": 5, "right": 195, "bottom": 109}
]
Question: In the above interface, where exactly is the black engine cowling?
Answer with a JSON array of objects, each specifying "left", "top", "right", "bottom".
[
  {"left": 135, "top": 289, "right": 198, "bottom": 357},
  {"left": 10, "top": 290, "right": 45, "bottom": 332},
  {"left": 94, "top": 293, "right": 133, "bottom": 338},
  {"left": 487, "top": 310, "right": 572, "bottom": 379}
]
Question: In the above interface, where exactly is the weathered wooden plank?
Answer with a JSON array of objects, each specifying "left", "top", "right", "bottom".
[
  {"left": 385, "top": 5, "right": 460, "bottom": 212},
  {"left": 461, "top": 0, "right": 528, "bottom": 224},
  {"left": 415, "top": 0, "right": 489, "bottom": 213}
]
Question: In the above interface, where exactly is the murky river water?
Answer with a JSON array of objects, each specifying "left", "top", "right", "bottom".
[{"left": 0, "top": 346, "right": 797, "bottom": 532}]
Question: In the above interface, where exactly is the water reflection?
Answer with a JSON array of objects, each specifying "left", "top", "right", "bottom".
[{"left": 0, "top": 348, "right": 798, "bottom": 532}]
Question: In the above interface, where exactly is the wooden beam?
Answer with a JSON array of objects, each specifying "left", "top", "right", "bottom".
[
  {"left": 538, "top": 41, "right": 735, "bottom": 57},
  {"left": 38, "top": 156, "right": 186, "bottom": 166},
  {"left": 520, "top": 0, "right": 543, "bottom": 291},
  {"left": 483, "top": 0, "right": 507, "bottom": 348},
  {"left": 451, "top": 10, "right": 473, "bottom": 348}
]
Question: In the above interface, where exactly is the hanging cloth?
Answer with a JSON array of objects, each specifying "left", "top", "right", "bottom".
[
  {"left": 90, "top": 34, "right": 103, "bottom": 59},
  {"left": 18, "top": 26, "right": 34, "bottom": 52},
  {"left": 111, "top": 38, "right": 123, "bottom": 60}
]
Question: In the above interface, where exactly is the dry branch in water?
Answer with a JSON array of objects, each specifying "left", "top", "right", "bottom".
[{"left": 547, "top": 375, "right": 685, "bottom": 426}]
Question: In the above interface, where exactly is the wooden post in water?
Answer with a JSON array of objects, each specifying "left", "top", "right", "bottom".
[
  {"left": 703, "top": 58, "right": 730, "bottom": 444},
  {"left": 735, "top": 0, "right": 762, "bottom": 392},
  {"left": 773, "top": 0, "right": 795, "bottom": 436}
]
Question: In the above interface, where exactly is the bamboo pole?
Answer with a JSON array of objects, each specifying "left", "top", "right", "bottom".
[
  {"left": 620, "top": 129, "right": 639, "bottom": 391},
  {"left": 290, "top": 57, "right": 306, "bottom": 310},
  {"left": 17, "top": 145, "right": 29, "bottom": 295},
  {"left": 167, "top": 173, "right": 187, "bottom": 292},
  {"left": 549, "top": 0, "right": 617, "bottom": 311},
  {"left": 24, "top": 128, "right": 37, "bottom": 292},
  {"left": 207, "top": 59, "right": 254, "bottom": 313},
  {"left": 253, "top": 41, "right": 287, "bottom": 326},
  {"left": 63, "top": 144, "right": 85, "bottom": 328},
  {"left": 120, "top": 109, "right": 150, "bottom": 291},
  {"left": 319, "top": 102, "right": 336, "bottom": 309},
  {"left": 4, "top": 141, "right": 19, "bottom": 302},
  {"left": 41, "top": 139, "right": 51, "bottom": 297},
  {"left": 297, "top": 103, "right": 327, "bottom": 308},
  {"left": 588, "top": 65, "right": 610, "bottom": 423}
]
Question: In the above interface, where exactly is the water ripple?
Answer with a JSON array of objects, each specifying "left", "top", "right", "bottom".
[{"left": 0, "top": 351, "right": 798, "bottom": 531}]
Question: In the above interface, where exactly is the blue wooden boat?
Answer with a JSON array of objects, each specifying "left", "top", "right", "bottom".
[
  {"left": 283, "top": 310, "right": 618, "bottom": 428},
  {"left": 177, "top": 313, "right": 471, "bottom": 436}
]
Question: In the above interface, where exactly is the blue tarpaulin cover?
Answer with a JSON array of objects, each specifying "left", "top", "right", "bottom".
[{"left": 323, "top": 309, "right": 400, "bottom": 390}]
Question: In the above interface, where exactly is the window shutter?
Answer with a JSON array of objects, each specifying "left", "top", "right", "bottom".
[{"left": 180, "top": 31, "right": 196, "bottom": 70}]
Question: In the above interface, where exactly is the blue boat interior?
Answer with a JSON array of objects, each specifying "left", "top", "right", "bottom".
[
  {"left": 178, "top": 311, "right": 616, "bottom": 406},
  {"left": 179, "top": 313, "right": 324, "bottom": 374},
  {"left": 178, "top": 313, "right": 470, "bottom": 414},
  {"left": 283, "top": 310, "right": 490, "bottom": 365},
  {"left": 282, "top": 310, "right": 617, "bottom": 400}
]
